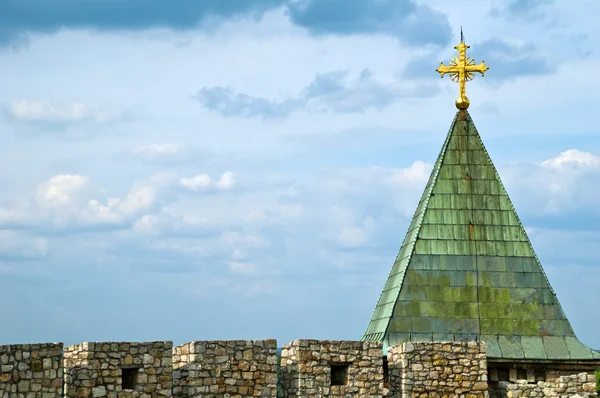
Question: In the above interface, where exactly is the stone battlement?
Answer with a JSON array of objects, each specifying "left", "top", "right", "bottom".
[
  {"left": 172, "top": 340, "right": 278, "bottom": 397},
  {"left": 0, "top": 340, "right": 597, "bottom": 398}
]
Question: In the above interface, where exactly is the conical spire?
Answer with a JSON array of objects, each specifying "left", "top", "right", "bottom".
[{"left": 362, "top": 110, "right": 600, "bottom": 360}]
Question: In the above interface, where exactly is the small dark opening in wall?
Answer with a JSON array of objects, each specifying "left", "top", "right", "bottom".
[
  {"left": 382, "top": 357, "right": 389, "bottom": 388},
  {"left": 330, "top": 364, "right": 349, "bottom": 386},
  {"left": 498, "top": 369, "right": 509, "bottom": 382},
  {"left": 121, "top": 367, "right": 139, "bottom": 390},
  {"left": 535, "top": 369, "right": 546, "bottom": 382},
  {"left": 517, "top": 369, "right": 527, "bottom": 381}
]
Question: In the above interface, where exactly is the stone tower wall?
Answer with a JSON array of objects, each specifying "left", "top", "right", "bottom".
[
  {"left": 0, "top": 342, "right": 63, "bottom": 398},
  {"left": 63, "top": 341, "right": 172, "bottom": 398},
  {"left": 172, "top": 339, "right": 277, "bottom": 397},
  {"left": 387, "top": 341, "right": 489, "bottom": 398},
  {"left": 280, "top": 339, "right": 384, "bottom": 397}
]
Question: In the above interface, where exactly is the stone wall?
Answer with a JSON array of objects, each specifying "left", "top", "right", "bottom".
[
  {"left": 64, "top": 341, "right": 172, "bottom": 398},
  {"left": 490, "top": 373, "right": 597, "bottom": 398},
  {"left": 0, "top": 339, "right": 597, "bottom": 398},
  {"left": 546, "top": 369, "right": 598, "bottom": 383},
  {"left": 280, "top": 340, "right": 383, "bottom": 397},
  {"left": 172, "top": 339, "right": 277, "bottom": 397},
  {"left": 0, "top": 342, "right": 63, "bottom": 398},
  {"left": 388, "top": 341, "right": 488, "bottom": 398}
]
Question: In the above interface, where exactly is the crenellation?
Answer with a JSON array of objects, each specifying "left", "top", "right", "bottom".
[
  {"left": 388, "top": 341, "right": 489, "bottom": 398},
  {"left": 64, "top": 341, "right": 172, "bottom": 398},
  {"left": 0, "top": 340, "right": 597, "bottom": 398},
  {"left": 173, "top": 339, "right": 277, "bottom": 398},
  {"left": 0, "top": 342, "right": 63, "bottom": 398},
  {"left": 280, "top": 340, "right": 384, "bottom": 397}
]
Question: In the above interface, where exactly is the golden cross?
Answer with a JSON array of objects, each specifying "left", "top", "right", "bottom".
[{"left": 436, "top": 33, "right": 489, "bottom": 110}]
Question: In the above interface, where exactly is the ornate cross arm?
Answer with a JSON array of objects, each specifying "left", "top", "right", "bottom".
[
  {"left": 465, "top": 61, "right": 489, "bottom": 75},
  {"left": 436, "top": 37, "right": 490, "bottom": 110},
  {"left": 436, "top": 63, "right": 459, "bottom": 78}
]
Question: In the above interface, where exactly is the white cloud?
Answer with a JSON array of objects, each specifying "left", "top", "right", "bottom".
[
  {"left": 132, "top": 143, "right": 180, "bottom": 158},
  {"left": 323, "top": 162, "right": 431, "bottom": 191},
  {"left": 398, "top": 160, "right": 431, "bottom": 180},
  {"left": 326, "top": 206, "right": 376, "bottom": 248},
  {"left": 215, "top": 172, "right": 236, "bottom": 190},
  {"left": 5, "top": 100, "right": 125, "bottom": 125},
  {"left": 541, "top": 149, "right": 600, "bottom": 169},
  {"left": 502, "top": 149, "right": 600, "bottom": 215},
  {"left": 128, "top": 143, "right": 212, "bottom": 165},
  {"left": 132, "top": 211, "right": 215, "bottom": 237},
  {"left": 1, "top": 174, "right": 164, "bottom": 231},
  {"left": 37, "top": 174, "right": 89, "bottom": 206},
  {"left": 88, "top": 185, "right": 155, "bottom": 222},
  {"left": 180, "top": 172, "right": 237, "bottom": 191},
  {"left": 115, "top": 185, "right": 155, "bottom": 215},
  {"left": 180, "top": 174, "right": 212, "bottom": 190}
]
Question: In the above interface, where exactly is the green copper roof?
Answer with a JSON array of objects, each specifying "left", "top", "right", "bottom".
[{"left": 362, "top": 110, "right": 600, "bottom": 361}]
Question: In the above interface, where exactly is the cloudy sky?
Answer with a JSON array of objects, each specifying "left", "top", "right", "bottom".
[{"left": 0, "top": 0, "right": 599, "bottom": 350}]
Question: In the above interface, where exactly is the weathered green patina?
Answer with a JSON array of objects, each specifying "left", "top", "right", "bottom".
[{"left": 362, "top": 110, "right": 600, "bottom": 361}]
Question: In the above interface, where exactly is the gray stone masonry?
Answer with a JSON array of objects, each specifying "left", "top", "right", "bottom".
[
  {"left": 172, "top": 339, "right": 277, "bottom": 398},
  {"left": 280, "top": 340, "right": 384, "bottom": 397},
  {"left": 388, "top": 341, "right": 488, "bottom": 398},
  {"left": 0, "top": 342, "right": 63, "bottom": 398},
  {"left": 491, "top": 373, "right": 597, "bottom": 398},
  {"left": 64, "top": 341, "right": 172, "bottom": 398}
]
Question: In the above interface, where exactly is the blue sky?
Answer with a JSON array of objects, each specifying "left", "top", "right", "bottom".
[{"left": 0, "top": 0, "right": 599, "bottom": 350}]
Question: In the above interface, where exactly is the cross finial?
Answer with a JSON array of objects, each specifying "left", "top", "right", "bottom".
[{"left": 435, "top": 31, "right": 489, "bottom": 110}]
